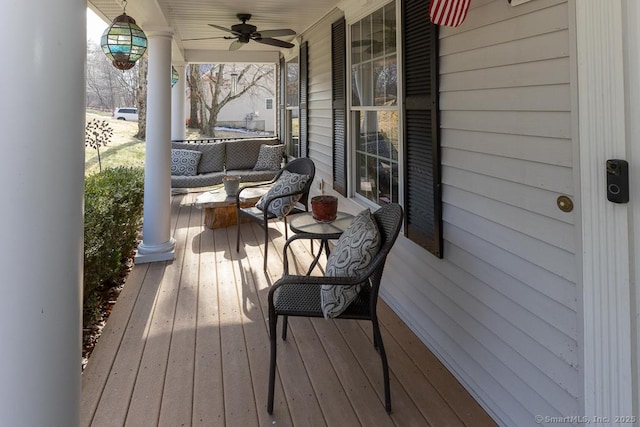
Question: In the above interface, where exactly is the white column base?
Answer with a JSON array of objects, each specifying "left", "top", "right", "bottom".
[{"left": 135, "top": 238, "right": 176, "bottom": 263}]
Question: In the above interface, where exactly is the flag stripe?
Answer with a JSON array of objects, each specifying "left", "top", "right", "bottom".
[{"left": 429, "top": 0, "right": 471, "bottom": 27}]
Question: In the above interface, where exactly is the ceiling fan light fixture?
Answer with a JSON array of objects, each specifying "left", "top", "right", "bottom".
[{"left": 192, "top": 13, "right": 296, "bottom": 51}]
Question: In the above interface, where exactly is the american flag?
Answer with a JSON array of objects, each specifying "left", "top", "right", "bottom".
[{"left": 429, "top": 0, "right": 471, "bottom": 27}]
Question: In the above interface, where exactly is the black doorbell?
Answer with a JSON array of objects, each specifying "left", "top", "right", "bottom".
[{"left": 606, "top": 159, "right": 629, "bottom": 203}]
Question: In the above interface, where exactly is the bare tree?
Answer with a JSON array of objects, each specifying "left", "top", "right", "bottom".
[
  {"left": 187, "top": 64, "right": 202, "bottom": 129},
  {"left": 86, "top": 39, "right": 147, "bottom": 139},
  {"left": 86, "top": 40, "right": 140, "bottom": 112},
  {"left": 187, "top": 64, "right": 274, "bottom": 137},
  {"left": 203, "top": 64, "right": 273, "bottom": 136},
  {"left": 135, "top": 57, "right": 148, "bottom": 139}
]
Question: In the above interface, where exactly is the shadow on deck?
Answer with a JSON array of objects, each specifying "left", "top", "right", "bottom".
[{"left": 80, "top": 192, "right": 496, "bottom": 426}]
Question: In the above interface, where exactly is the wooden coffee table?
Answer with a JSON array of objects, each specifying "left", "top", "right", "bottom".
[{"left": 195, "top": 187, "right": 267, "bottom": 229}]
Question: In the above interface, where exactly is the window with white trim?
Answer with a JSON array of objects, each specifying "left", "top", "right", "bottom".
[
  {"left": 351, "top": 2, "right": 399, "bottom": 205},
  {"left": 286, "top": 57, "right": 299, "bottom": 158}
]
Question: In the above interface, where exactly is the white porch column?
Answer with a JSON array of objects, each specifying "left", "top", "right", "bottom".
[
  {"left": 0, "top": 0, "right": 84, "bottom": 424},
  {"left": 575, "top": 0, "right": 635, "bottom": 420},
  {"left": 135, "top": 28, "right": 176, "bottom": 263},
  {"left": 172, "top": 64, "right": 187, "bottom": 141}
]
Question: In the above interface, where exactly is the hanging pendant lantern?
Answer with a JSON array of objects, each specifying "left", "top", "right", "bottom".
[
  {"left": 171, "top": 66, "right": 179, "bottom": 87},
  {"left": 101, "top": 1, "right": 147, "bottom": 71}
]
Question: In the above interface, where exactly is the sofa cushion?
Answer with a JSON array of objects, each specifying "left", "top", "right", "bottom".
[
  {"left": 254, "top": 144, "right": 284, "bottom": 171},
  {"left": 255, "top": 170, "right": 310, "bottom": 218},
  {"left": 171, "top": 149, "right": 202, "bottom": 176},
  {"left": 320, "top": 209, "right": 381, "bottom": 318},
  {"left": 171, "top": 141, "right": 224, "bottom": 174},
  {"left": 226, "top": 138, "right": 279, "bottom": 170},
  {"left": 171, "top": 171, "right": 226, "bottom": 188},
  {"left": 224, "top": 169, "right": 280, "bottom": 183}
]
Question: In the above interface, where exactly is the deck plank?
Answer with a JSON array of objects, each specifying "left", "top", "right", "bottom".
[
  {"left": 124, "top": 198, "right": 192, "bottom": 425},
  {"left": 81, "top": 195, "right": 496, "bottom": 426},
  {"left": 158, "top": 204, "right": 201, "bottom": 426},
  {"left": 193, "top": 225, "right": 226, "bottom": 425},
  {"left": 215, "top": 227, "right": 260, "bottom": 427},
  {"left": 377, "top": 303, "right": 497, "bottom": 426},
  {"left": 88, "top": 263, "right": 162, "bottom": 427},
  {"left": 336, "top": 320, "right": 437, "bottom": 427},
  {"left": 241, "top": 222, "right": 325, "bottom": 425},
  {"left": 80, "top": 262, "right": 150, "bottom": 427}
]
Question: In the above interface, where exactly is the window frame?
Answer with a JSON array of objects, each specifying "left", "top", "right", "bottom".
[
  {"left": 347, "top": 0, "right": 402, "bottom": 209},
  {"left": 285, "top": 56, "right": 300, "bottom": 158}
]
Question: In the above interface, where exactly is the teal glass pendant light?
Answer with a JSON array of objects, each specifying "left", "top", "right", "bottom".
[
  {"left": 101, "top": 0, "right": 147, "bottom": 71},
  {"left": 171, "top": 66, "right": 179, "bottom": 87}
]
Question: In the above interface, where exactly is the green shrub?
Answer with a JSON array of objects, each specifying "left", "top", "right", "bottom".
[{"left": 84, "top": 166, "right": 144, "bottom": 321}]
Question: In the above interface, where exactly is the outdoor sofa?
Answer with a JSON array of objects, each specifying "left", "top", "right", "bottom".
[{"left": 170, "top": 137, "right": 284, "bottom": 188}]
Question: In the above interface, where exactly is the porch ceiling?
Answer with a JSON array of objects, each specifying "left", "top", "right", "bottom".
[{"left": 88, "top": 0, "right": 339, "bottom": 63}]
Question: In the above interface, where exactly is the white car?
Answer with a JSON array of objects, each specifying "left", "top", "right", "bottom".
[{"left": 113, "top": 107, "right": 138, "bottom": 121}]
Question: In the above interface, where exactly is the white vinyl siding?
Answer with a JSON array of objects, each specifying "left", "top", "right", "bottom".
[
  {"left": 304, "top": 9, "right": 344, "bottom": 183},
  {"left": 392, "top": 0, "right": 578, "bottom": 424},
  {"left": 304, "top": 0, "right": 578, "bottom": 425}
]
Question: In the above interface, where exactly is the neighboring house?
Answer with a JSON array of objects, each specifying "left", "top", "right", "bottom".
[
  {"left": 6, "top": 0, "right": 639, "bottom": 426},
  {"left": 187, "top": 65, "right": 276, "bottom": 133},
  {"left": 215, "top": 94, "right": 276, "bottom": 133}
]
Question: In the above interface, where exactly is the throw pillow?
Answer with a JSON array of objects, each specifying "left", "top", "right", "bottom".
[
  {"left": 321, "top": 209, "right": 381, "bottom": 319},
  {"left": 254, "top": 144, "right": 284, "bottom": 171},
  {"left": 171, "top": 149, "right": 202, "bottom": 176},
  {"left": 255, "top": 170, "right": 310, "bottom": 217}
]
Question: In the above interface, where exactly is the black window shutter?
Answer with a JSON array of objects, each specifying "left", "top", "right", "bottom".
[
  {"left": 299, "top": 42, "right": 309, "bottom": 158},
  {"left": 279, "top": 56, "right": 286, "bottom": 147},
  {"left": 402, "top": 0, "right": 443, "bottom": 258},
  {"left": 332, "top": 18, "right": 347, "bottom": 196}
]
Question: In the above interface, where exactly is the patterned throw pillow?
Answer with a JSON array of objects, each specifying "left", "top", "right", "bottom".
[
  {"left": 255, "top": 170, "right": 310, "bottom": 217},
  {"left": 254, "top": 144, "right": 284, "bottom": 171},
  {"left": 171, "top": 149, "right": 202, "bottom": 176},
  {"left": 321, "top": 209, "right": 381, "bottom": 319}
]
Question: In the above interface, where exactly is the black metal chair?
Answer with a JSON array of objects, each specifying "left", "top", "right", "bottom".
[
  {"left": 267, "top": 203, "right": 403, "bottom": 414},
  {"left": 235, "top": 157, "right": 315, "bottom": 271}
]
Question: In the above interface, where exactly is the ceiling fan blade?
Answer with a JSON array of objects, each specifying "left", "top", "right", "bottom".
[
  {"left": 229, "top": 40, "right": 245, "bottom": 51},
  {"left": 256, "top": 29, "right": 296, "bottom": 38},
  {"left": 182, "top": 36, "right": 228, "bottom": 41},
  {"left": 208, "top": 24, "right": 236, "bottom": 34},
  {"left": 254, "top": 37, "right": 295, "bottom": 48}
]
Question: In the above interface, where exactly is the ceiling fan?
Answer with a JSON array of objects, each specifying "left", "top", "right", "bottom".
[{"left": 184, "top": 13, "right": 296, "bottom": 51}]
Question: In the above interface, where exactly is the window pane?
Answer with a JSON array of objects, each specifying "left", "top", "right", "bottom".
[
  {"left": 286, "top": 58, "right": 299, "bottom": 107},
  {"left": 287, "top": 109, "right": 299, "bottom": 157},
  {"left": 374, "top": 55, "right": 397, "bottom": 106},
  {"left": 351, "top": 64, "right": 361, "bottom": 106},
  {"left": 352, "top": 61, "right": 373, "bottom": 107},
  {"left": 354, "top": 110, "right": 398, "bottom": 205},
  {"left": 361, "top": 61, "right": 373, "bottom": 105},
  {"left": 351, "top": 21, "right": 361, "bottom": 65},
  {"left": 350, "top": 5, "right": 396, "bottom": 108},
  {"left": 384, "top": 2, "right": 396, "bottom": 54},
  {"left": 371, "top": 8, "right": 384, "bottom": 59},
  {"left": 361, "top": 14, "right": 372, "bottom": 62}
]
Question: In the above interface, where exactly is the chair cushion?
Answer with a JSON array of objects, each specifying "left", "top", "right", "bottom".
[
  {"left": 321, "top": 209, "right": 381, "bottom": 318},
  {"left": 254, "top": 144, "right": 284, "bottom": 171},
  {"left": 255, "top": 170, "right": 310, "bottom": 218},
  {"left": 171, "top": 149, "right": 202, "bottom": 176}
]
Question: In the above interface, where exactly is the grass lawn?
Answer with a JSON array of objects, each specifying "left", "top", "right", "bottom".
[
  {"left": 85, "top": 111, "right": 145, "bottom": 175},
  {"left": 85, "top": 110, "right": 271, "bottom": 175}
]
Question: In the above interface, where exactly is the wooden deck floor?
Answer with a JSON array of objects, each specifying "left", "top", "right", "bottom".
[{"left": 80, "top": 192, "right": 496, "bottom": 427}]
